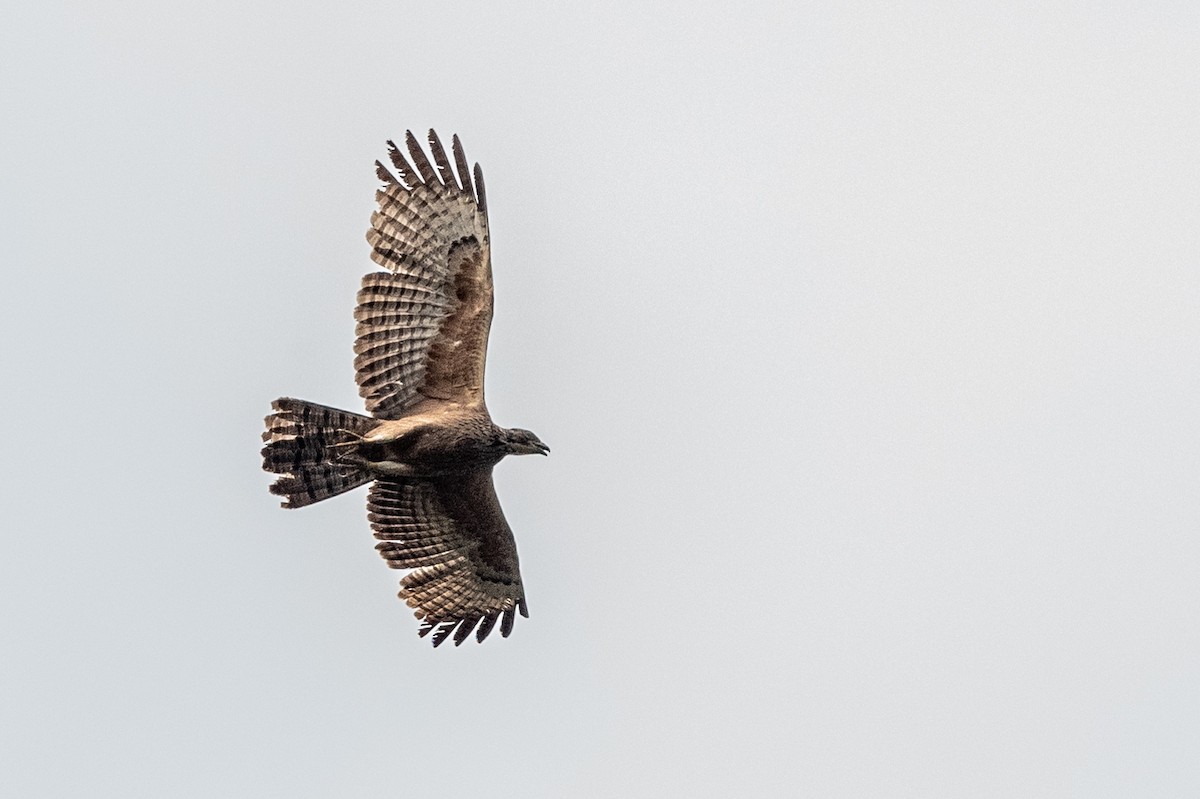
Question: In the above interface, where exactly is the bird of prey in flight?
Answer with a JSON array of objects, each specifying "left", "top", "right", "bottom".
[{"left": 262, "top": 131, "right": 547, "bottom": 647}]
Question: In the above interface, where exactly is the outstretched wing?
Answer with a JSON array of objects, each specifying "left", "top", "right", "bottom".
[
  {"left": 355, "top": 130, "right": 493, "bottom": 419},
  {"left": 368, "top": 471, "right": 528, "bottom": 647}
]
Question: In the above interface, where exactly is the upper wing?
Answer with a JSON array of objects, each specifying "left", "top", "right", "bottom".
[
  {"left": 355, "top": 130, "right": 493, "bottom": 419},
  {"left": 368, "top": 470, "right": 529, "bottom": 647}
]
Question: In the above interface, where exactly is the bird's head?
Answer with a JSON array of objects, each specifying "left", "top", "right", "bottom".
[{"left": 505, "top": 428, "right": 550, "bottom": 456}]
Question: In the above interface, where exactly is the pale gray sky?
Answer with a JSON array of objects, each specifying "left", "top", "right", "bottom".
[{"left": 3, "top": 2, "right": 1199, "bottom": 796}]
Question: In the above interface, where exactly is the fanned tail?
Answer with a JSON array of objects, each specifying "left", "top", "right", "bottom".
[{"left": 261, "top": 398, "right": 374, "bottom": 508}]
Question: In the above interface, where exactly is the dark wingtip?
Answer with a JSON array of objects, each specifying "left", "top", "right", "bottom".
[
  {"left": 476, "top": 612, "right": 498, "bottom": 643},
  {"left": 426, "top": 129, "right": 457, "bottom": 190},
  {"left": 431, "top": 621, "right": 454, "bottom": 648},
  {"left": 385, "top": 139, "right": 417, "bottom": 187},
  {"left": 473, "top": 163, "right": 487, "bottom": 216},
  {"left": 453, "top": 616, "right": 481, "bottom": 646},
  {"left": 451, "top": 134, "right": 475, "bottom": 202},
  {"left": 405, "top": 130, "right": 438, "bottom": 184},
  {"left": 375, "top": 160, "right": 398, "bottom": 185}
]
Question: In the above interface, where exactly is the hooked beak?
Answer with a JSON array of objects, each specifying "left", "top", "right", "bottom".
[{"left": 510, "top": 440, "right": 550, "bottom": 456}]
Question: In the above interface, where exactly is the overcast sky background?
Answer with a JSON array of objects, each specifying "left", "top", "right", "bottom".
[{"left": 3, "top": 2, "right": 1198, "bottom": 796}]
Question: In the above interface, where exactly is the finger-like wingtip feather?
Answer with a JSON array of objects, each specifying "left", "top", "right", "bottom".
[
  {"left": 385, "top": 139, "right": 417, "bottom": 187},
  {"left": 475, "top": 612, "right": 498, "bottom": 643},
  {"left": 451, "top": 134, "right": 475, "bottom": 202},
  {"left": 375, "top": 160, "right": 398, "bottom": 185},
  {"left": 500, "top": 606, "right": 516, "bottom": 638},
  {"left": 473, "top": 163, "right": 487, "bottom": 217},
  {"left": 426, "top": 129, "right": 457, "bottom": 190},
  {"left": 431, "top": 620, "right": 456, "bottom": 648},
  {"left": 405, "top": 130, "right": 439, "bottom": 185},
  {"left": 453, "top": 615, "right": 481, "bottom": 646}
]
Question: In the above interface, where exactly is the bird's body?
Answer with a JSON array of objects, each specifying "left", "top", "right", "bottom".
[
  {"left": 358, "top": 406, "right": 504, "bottom": 473},
  {"left": 261, "top": 131, "right": 546, "bottom": 647}
]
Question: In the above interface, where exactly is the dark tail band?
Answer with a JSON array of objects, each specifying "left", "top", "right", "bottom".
[{"left": 261, "top": 398, "right": 374, "bottom": 508}]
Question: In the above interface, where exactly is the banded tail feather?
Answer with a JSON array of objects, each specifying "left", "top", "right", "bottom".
[{"left": 262, "top": 398, "right": 374, "bottom": 508}]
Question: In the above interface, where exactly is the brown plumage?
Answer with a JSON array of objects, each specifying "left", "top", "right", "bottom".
[{"left": 261, "top": 131, "right": 547, "bottom": 647}]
